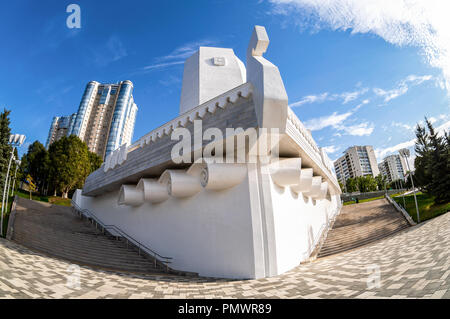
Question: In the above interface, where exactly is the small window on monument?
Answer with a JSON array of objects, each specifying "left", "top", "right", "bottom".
[{"left": 213, "top": 57, "right": 226, "bottom": 66}]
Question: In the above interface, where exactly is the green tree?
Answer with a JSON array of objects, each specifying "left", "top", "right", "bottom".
[
  {"left": 414, "top": 118, "right": 450, "bottom": 203},
  {"left": 414, "top": 121, "right": 432, "bottom": 192},
  {"left": 426, "top": 119, "right": 450, "bottom": 203},
  {"left": 338, "top": 180, "right": 345, "bottom": 193},
  {"left": 375, "top": 174, "right": 387, "bottom": 191},
  {"left": 356, "top": 175, "right": 378, "bottom": 193},
  {"left": 48, "top": 136, "right": 91, "bottom": 198},
  {"left": 0, "top": 109, "right": 12, "bottom": 203},
  {"left": 346, "top": 177, "right": 358, "bottom": 193},
  {"left": 21, "top": 141, "right": 49, "bottom": 193},
  {"left": 88, "top": 151, "right": 103, "bottom": 174}
]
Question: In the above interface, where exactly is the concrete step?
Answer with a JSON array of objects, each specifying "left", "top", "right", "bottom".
[
  {"left": 320, "top": 221, "right": 408, "bottom": 251},
  {"left": 12, "top": 234, "right": 166, "bottom": 272},
  {"left": 17, "top": 244, "right": 167, "bottom": 274},
  {"left": 9, "top": 197, "right": 180, "bottom": 275},
  {"left": 324, "top": 218, "right": 408, "bottom": 244},
  {"left": 316, "top": 198, "right": 411, "bottom": 259},
  {"left": 318, "top": 224, "right": 409, "bottom": 258},
  {"left": 12, "top": 233, "right": 157, "bottom": 264}
]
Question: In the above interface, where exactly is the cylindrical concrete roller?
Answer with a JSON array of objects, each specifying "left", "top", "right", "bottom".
[
  {"left": 269, "top": 157, "right": 302, "bottom": 187},
  {"left": 200, "top": 163, "right": 247, "bottom": 190},
  {"left": 304, "top": 176, "right": 322, "bottom": 198},
  {"left": 313, "top": 182, "right": 328, "bottom": 200},
  {"left": 159, "top": 170, "right": 202, "bottom": 198},
  {"left": 137, "top": 178, "right": 169, "bottom": 204},
  {"left": 291, "top": 168, "right": 313, "bottom": 194},
  {"left": 118, "top": 185, "right": 143, "bottom": 206}
]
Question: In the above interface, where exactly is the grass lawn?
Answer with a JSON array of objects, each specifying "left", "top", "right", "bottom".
[
  {"left": 343, "top": 195, "right": 385, "bottom": 206},
  {"left": 16, "top": 189, "right": 72, "bottom": 207},
  {"left": 393, "top": 192, "right": 450, "bottom": 223}
]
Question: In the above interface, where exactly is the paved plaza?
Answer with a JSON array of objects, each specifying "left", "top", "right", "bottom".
[{"left": 0, "top": 211, "right": 449, "bottom": 299}]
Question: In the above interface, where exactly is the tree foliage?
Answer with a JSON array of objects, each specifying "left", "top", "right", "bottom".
[
  {"left": 20, "top": 136, "right": 103, "bottom": 198},
  {"left": 20, "top": 141, "right": 49, "bottom": 192},
  {"left": 414, "top": 118, "right": 450, "bottom": 204},
  {"left": 0, "top": 109, "right": 12, "bottom": 203},
  {"left": 49, "top": 136, "right": 92, "bottom": 198},
  {"left": 345, "top": 175, "right": 379, "bottom": 193},
  {"left": 375, "top": 174, "right": 387, "bottom": 191}
]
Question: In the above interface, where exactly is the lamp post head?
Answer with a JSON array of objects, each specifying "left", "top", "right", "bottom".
[
  {"left": 9, "top": 134, "right": 26, "bottom": 147},
  {"left": 399, "top": 148, "right": 410, "bottom": 158}
]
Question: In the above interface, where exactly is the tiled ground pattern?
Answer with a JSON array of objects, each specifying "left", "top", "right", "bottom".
[{"left": 0, "top": 211, "right": 449, "bottom": 299}]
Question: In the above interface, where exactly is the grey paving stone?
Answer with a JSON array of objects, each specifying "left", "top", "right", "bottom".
[{"left": 0, "top": 210, "right": 449, "bottom": 299}]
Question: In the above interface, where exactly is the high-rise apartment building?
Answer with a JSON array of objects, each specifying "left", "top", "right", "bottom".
[
  {"left": 378, "top": 154, "right": 407, "bottom": 183},
  {"left": 46, "top": 80, "right": 138, "bottom": 159},
  {"left": 334, "top": 145, "right": 380, "bottom": 184},
  {"left": 45, "top": 113, "right": 77, "bottom": 149}
]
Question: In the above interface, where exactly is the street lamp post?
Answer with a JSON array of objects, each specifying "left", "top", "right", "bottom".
[
  {"left": 10, "top": 160, "right": 21, "bottom": 197},
  {"left": 5, "top": 160, "right": 21, "bottom": 214},
  {"left": 1, "top": 134, "right": 26, "bottom": 237},
  {"left": 399, "top": 148, "right": 420, "bottom": 223}
]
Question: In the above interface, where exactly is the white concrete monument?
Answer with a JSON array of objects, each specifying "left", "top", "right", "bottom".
[
  {"left": 73, "top": 26, "right": 342, "bottom": 279},
  {"left": 179, "top": 47, "right": 246, "bottom": 114}
]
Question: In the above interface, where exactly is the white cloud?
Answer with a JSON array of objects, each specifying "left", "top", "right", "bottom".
[
  {"left": 304, "top": 111, "right": 352, "bottom": 131},
  {"left": 269, "top": 0, "right": 450, "bottom": 92},
  {"left": 289, "top": 93, "right": 329, "bottom": 107},
  {"left": 155, "top": 40, "right": 216, "bottom": 62},
  {"left": 337, "top": 122, "right": 374, "bottom": 136},
  {"left": 322, "top": 145, "right": 340, "bottom": 154},
  {"left": 392, "top": 121, "right": 414, "bottom": 131},
  {"left": 375, "top": 139, "right": 416, "bottom": 160},
  {"left": 340, "top": 89, "right": 368, "bottom": 104},
  {"left": 137, "top": 39, "right": 217, "bottom": 74},
  {"left": 373, "top": 86, "right": 408, "bottom": 103},
  {"left": 93, "top": 36, "right": 128, "bottom": 67},
  {"left": 142, "top": 61, "right": 184, "bottom": 71},
  {"left": 289, "top": 88, "right": 368, "bottom": 107},
  {"left": 375, "top": 118, "right": 450, "bottom": 160},
  {"left": 304, "top": 109, "right": 374, "bottom": 136},
  {"left": 436, "top": 119, "right": 450, "bottom": 134},
  {"left": 373, "top": 74, "right": 432, "bottom": 103}
]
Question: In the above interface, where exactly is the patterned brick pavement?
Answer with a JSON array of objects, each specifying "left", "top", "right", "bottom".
[{"left": 0, "top": 211, "right": 449, "bottom": 299}]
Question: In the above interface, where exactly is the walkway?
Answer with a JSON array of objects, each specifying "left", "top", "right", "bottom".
[{"left": 0, "top": 210, "right": 449, "bottom": 298}]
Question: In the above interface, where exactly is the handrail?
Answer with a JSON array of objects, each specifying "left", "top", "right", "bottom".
[
  {"left": 71, "top": 200, "right": 173, "bottom": 268},
  {"left": 385, "top": 194, "right": 417, "bottom": 226},
  {"left": 303, "top": 201, "right": 343, "bottom": 260}
]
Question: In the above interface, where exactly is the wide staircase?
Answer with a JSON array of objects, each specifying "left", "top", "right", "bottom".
[
  {"left": 9, "top": 197, "right": 178, "bottom": 275},
  {"left": 317, "top": 198, "right": 410, "bottom": 258}
]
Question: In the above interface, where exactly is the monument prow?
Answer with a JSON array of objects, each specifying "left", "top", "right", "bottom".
[{"left": 74, "top": 26, "right": 342, "bottom": 279}]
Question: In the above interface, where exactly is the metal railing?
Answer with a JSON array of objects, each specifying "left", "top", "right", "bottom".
[
  {"left": 71, "top": 200, "right": 173, "bottom": 271},
  {"left": 303, "top": 201, "right": 343, "bottom": 260},
  {"left": 385, "top": 194, "right": 417, "bottom": 226}
]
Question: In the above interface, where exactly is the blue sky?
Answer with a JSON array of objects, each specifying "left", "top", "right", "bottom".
[{"left": 2, "top": 0, "right": 449, "bottom": 164}]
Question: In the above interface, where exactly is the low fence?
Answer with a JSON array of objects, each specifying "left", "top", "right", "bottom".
[{"left": 341, "top": 189, "right": 406, "bottom": 202}]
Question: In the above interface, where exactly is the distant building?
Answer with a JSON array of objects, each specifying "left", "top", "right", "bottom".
[
  {"left": 378, "top": 154, "right": 407, "bottom": 183},
  {"left": 45, "top": 114, "right": 77, "bottom": 149},
  {"left": 47, "top": 80, "right": 138, "bottom": 159},
  {"left": 334, "top": 145, "right": 380, "bottom": 184}
]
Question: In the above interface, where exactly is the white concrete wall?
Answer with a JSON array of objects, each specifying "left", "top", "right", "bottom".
[
  {"left": 179, "top": 47, "right": 246, "bottom": 114},
  {"left": 75, "top": 175, "right": 257, "bottom": 279},
  {"left": 267, "top": 178, "right": 340, "bottom": 275},
  {"left": 74, "top": 166, "right": 341, "bottom": 279}
]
